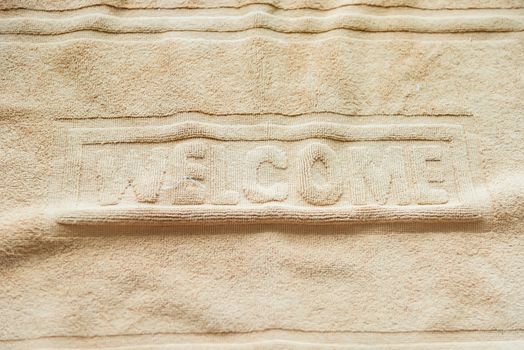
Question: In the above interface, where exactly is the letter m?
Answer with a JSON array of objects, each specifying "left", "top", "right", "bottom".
[{"left": 347, "top": 146, "right": 412, "bottom": 205}]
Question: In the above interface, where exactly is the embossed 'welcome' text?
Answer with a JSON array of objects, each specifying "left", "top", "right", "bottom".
[
  {"left": 64, "top": 122, "right": 478, "bottom": 208},
  {"left": 91, "top": 141, "right": 450, "bottom": 207},
  {"left": 56, "top": 121, "right": 489, "bottom": 225}
]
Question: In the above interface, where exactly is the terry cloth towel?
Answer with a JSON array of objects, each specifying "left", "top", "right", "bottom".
[{"left": 0, "top": 1, "right": 523, "bottom": 349}]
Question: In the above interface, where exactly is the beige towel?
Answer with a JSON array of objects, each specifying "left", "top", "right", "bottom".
[{"left": 0, "top": 1, "right": 523, "bottom": 349}]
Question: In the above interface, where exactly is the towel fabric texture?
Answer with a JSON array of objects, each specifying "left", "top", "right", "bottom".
[{"left": 0, "top": 1, "right": 523, "bottom": 349}]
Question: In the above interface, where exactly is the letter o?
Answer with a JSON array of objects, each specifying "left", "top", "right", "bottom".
[{"left": 298, "top": 143, "right": 343, "bottom": 206}]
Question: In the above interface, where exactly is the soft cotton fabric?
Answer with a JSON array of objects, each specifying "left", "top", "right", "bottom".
[{"left": 0, "top": 1, "right": 523, "bottom": 349}]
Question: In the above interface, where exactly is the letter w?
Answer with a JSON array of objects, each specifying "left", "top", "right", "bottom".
[{"left": 95, "top": 147, "right": 167, "bottom": 206}]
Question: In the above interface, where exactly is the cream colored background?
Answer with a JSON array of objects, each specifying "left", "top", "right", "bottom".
[{"left": 0, "top": 1, "right": 523, "bottom": 348}]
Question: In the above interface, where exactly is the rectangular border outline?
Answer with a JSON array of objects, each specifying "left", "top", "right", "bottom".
[{"left": 58, "top": 122, "right": 489, "bottom": 225}]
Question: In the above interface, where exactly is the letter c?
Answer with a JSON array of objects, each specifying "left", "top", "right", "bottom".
[{"left": 243, "top": 146, "right": 288, "bottom": 203}]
